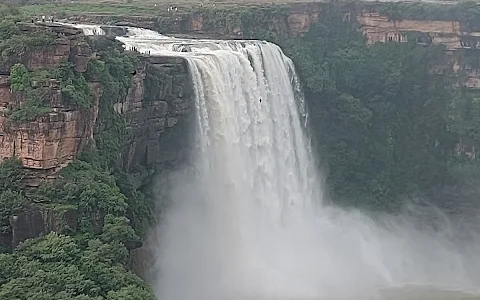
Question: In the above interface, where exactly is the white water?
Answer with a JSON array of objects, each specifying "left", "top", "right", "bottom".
[
  {"left": 75, "top": 25, "right": 480, "bottom": 299},
  {"left": 67, "top": 23, "right": 106, "bottom": 36}
]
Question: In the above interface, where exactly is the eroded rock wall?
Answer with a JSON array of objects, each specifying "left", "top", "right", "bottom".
[
  {"left": 0, "top": 23, "right": 98, "bottom": 182},
  {"left": 0, "top": 25, "right": 194, "bottom": 182},
  {"left": 118, "top": 56, "right": 194, "bottom": 186},
  {"left": 357, "top": 12, "right": 463, "bottom": 49},
  {"left": 0, "top": 24, "right": 194, "bottom": 248}
]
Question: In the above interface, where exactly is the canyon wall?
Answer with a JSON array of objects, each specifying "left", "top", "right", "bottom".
[
  {"left": 356, "top": 11, "right": 480, "bottom": 90},
  {"left": 0, "top": 23, "right": 194, "bottom": 248},
  {"left": 63, "top": 2, "right": 480, "bottom": 48},
  {"left": 117, "top": 56, "right": 194, "bottom": 187},
  {"left": 0, "top": 24, "right": 193, "bottom": 184}
]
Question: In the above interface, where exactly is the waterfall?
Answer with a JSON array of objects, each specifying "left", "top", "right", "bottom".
[
  {"left": 72, "top": 25, "right": 480, "bottom": 300},
  {"left": 68, "top": 23, "right": 106, "bottom": 36}
]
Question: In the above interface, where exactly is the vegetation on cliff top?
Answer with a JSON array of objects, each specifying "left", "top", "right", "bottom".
[
  {"left": 9, "top": 0, "right": 480, "bottom": 36},
  {"left": 0, "top": 5, "right": 93, "bottom": 122},
  {"left": 0, "top": 158, "right": 26, "bottom": 239},
  {"left": 0, "top": 6, "right": 55, "bottom": 61}
]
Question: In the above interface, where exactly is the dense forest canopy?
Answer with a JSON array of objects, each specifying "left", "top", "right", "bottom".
[
  {"left": 279, "top": 4, "right": 480, "bottom": 211},
  {"left": 2, "top": 1, "right": 480, "bottom": 298}
]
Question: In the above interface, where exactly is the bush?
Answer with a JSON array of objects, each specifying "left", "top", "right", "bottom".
[
  {"left": 0, "top": 233, "right": 154, "bottom": 299},
  {"left": 0, "top": 158, "right": 27, "bottom": 229}
]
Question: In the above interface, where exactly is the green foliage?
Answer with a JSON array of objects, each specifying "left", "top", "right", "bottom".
[
  {"left": 82, "top": 40, "right": 153, "bottom": 236},
  {"left": 0, "top": 4, "right": 21, "bottom": 19},
  {"left": 0, "top": 190, "right": 27, "bottom": 226},
  {"left": 113, "top": 171, "right": 154, "bottom": 236},
  {"left": 0, "top": 158, "right": 27, "bottom": 228},
  {"left": 106, "top": 286, "right": 155, "bottom": 300},
  {"left": 152, "top": 5, "right": 288, "bottom": 41},
  {"left": 0, "top": 20, "right": 20, "bottom": 41},
  {"left": 100, "top": 215, "right": 140, "bottom": 247},
  {"left": 9, "top": 63, "right": 29, "bottom": 92},
  {"left": 0, "top": 151, "right": 153, "bottom": 298},
  {"left": 85, "top": 39, "right": 136, "bottom": 167},
  {"left": 8, "top": 89, "right": 52, "bottom": 122},
  {"left": 7, "top": 62, "right": 94, "bottom": 122},
  {"left": 448, "top": 89, "right": 480, "bottom": 143},
  {"left": 282, "top": 5, "right": 455, "bottom": 211},
  {"left": 0, "top": 157, "right": 25, "bottom": 192},
  {"left": 7, "top": 63, "right": 51, "bottom": 122},
  {"left": 1, "top": 9, "right": 92, "bottom": 121},
  {"left": 53, "top": 63, "right": 93, "bottom": 109},
  {"left": 38, "top": 160, "right": 128, "bottom": 214},
  {"left": 8, "top": 64, "right": 55, "bottom": 121},
  {"left": 0, "top": 31, "right": 56, "bottom": 59},
  {"left": 0, "top": 233, "right": 154, "bottom": 299},
  {"left": 0, "top": 9, "right": 55, "bottom": 60},
  {"left": 19, "top": 2, "right": 158, "bottom": 17}
]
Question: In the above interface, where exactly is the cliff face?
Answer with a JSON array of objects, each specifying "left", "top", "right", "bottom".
[
  {"left": 0, "top": 24, "right": 194, "bottom": 248},
  {"left": 0, "top": 24, "right": 194, "bottom": 183},
  {"left": 357, "top": 12, "right": 480, "bottom": 89},
  {"left": 0, "top": 24, "right": 89, "bottom": 73},
  {"left": 358, "top": 13, "right": 462, "bottom": 49},
  {"left": 0, "top": 24, "right": 97, "bottom": 186},
  {"left": 357, "top": 12, "right": 466, "bottom": 50},
  {"left": 117, "top": 56, "right": 194, "bottom": 186}
]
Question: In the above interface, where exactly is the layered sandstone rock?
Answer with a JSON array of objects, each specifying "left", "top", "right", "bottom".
[
  {"left": 1, "top": 23, "right": 195, "bottom": 191},
  {"left": 358, "top": 12, "right": 463, "bottom": 49},
  {"left": 0, "top": 23, "right": 98, "bottom": 182},
  {"left": 357, "top": 11, "right": 480, "bottom": 52}
]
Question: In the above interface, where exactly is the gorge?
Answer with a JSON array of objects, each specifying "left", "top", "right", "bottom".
[
  {"left": 76, "top": 17, "right": 480, "bottom": 300},
  {"left": 3, "top": 1, "right": 480, "bottom": 299}
]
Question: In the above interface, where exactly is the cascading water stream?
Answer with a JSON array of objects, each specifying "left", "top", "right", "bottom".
[
  {"left": 74, "top": 24, "right": 480, "bottom": 300},
  {"left": 67, "top": 23, "right": 106, "bottom": 36}
]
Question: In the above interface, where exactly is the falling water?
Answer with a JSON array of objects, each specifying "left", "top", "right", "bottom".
[
  {"left": 69, "top": 23, "right": 106, "bottom": 36},
  {"left": 74, "top": 25, "right": 480, "bottom": 300}
]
